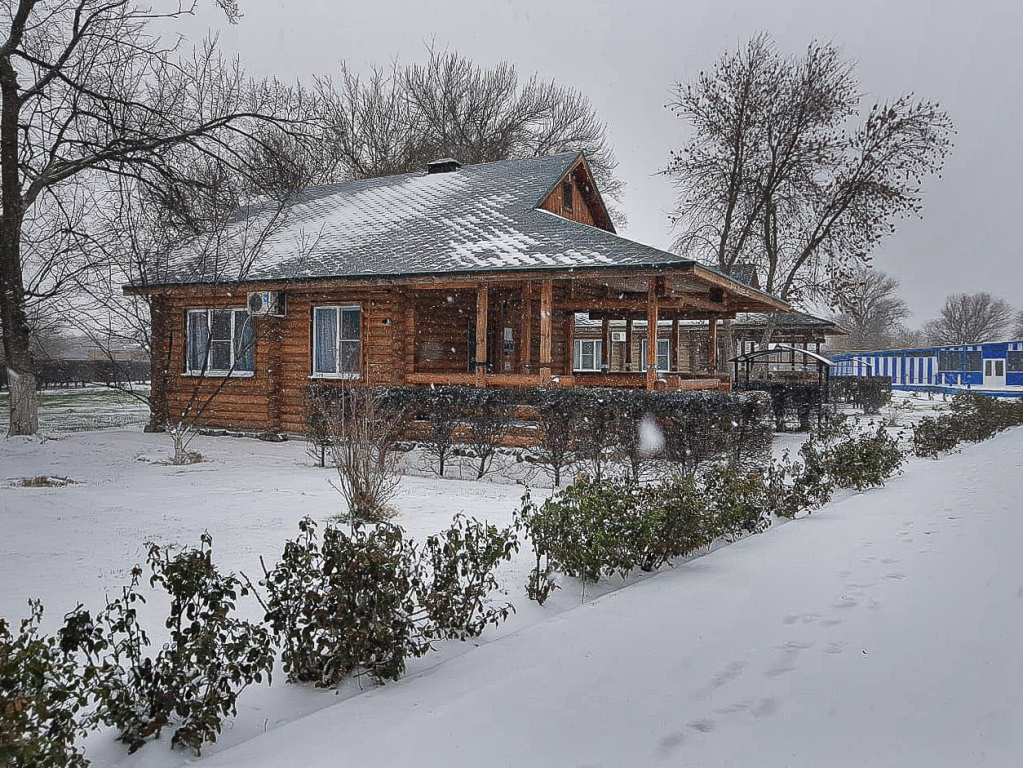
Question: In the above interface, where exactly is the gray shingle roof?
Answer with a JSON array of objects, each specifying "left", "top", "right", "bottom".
[{"left": 154, "top": 152, "right": 701, "bottom": 286}]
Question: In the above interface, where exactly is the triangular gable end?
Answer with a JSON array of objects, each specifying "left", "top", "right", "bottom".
[{"left": 537, "top": 154, "right": 616, "bottom": 233}]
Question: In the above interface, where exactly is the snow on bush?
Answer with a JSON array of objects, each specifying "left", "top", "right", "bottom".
[
  {"left": 59, "top": 533, "right": 273, "bottom": 756},
  {"left": 0, "top": 601, "right": 89, "bottom": 768},
  {"left": 255, "top": 515, "right": 518, "bottom": 687}
]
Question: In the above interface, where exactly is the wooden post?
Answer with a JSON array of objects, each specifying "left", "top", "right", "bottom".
[
  {"left": 405, "top": 289, "right": 416, "bottom": 381},
  {"left": 539, "top": 278, "right": 553, "bottom": 384},
  {"left": 601, "top": 317, "right": 611, "bottom": 371},
  {"left": 671, "top": 317, "right": 680, "bottom": 373},
  {"left": 625, "top": 317, "right": 634, "bottom": 372},
  {"left": 475, "top": 285, "right": 489, "bottom": 387},
  {"left": 646, "top": 278, "right": 659, "bottom": 390},
  {"left": 707, "top": 318, "right": 718, "bottom": 373},
  {"left": 566, "top": 310, "right": 575, "bottom": 379},
  {"left": 520, "top": 283, "right": 532, "bottom": 372}
]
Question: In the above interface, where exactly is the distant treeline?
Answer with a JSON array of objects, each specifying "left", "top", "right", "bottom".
[{"left": 0, "top": 359, "right": 150, "bottom": 390}]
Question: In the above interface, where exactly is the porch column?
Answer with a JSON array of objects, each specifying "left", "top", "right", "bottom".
[
  {"left": 475, "top": 285, "right": 489, "bottom": 387},
  {"left": 625, "top": 317, "right": 634, "bottom": 372},
  {"left": 520, "top": 283, "right": 532, "bottom": 372},
  {"left": 539, "top": 278, "right": 553, "bottom": 384},
  {"left": 707, "top": 318, "right": 718, "bottom": 373},
  {"left": 601, "top": 317, "right": 611, "bottom": 371},
  {"left": 671, "top": 318, "right": 680, "bottom": 373},
  {"left": 646, "top": 279, "right": 659, "bottom": 390}
]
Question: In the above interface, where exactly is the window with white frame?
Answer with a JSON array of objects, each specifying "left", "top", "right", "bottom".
[
  {"left": 312, "top": 305, "right": 362, "bottom": 377},
  {"left": 640, "top": 338, "right": 671, "bottom": 372},
  {"left": 573, "top": 339, "right": 603, "bottom": 371},
  {"left": 186, "top": 309, "right": 254, "bottom": 375}
]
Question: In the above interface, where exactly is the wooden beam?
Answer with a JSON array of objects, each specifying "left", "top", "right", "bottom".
[
  {"left": 520, "top": 282, "right": 532, "bottom": 372},
  {"left": 566, "top": 310, "right": 575, "bottom": 378},
  {"left": 601, "top": 317, "right": 611, "bottom": 371},
  {"left": 475, "top": 285, "right": 489, "bottom": 387},
  {"left": 646, "top": 278, "right": 659, "bottom": 390},
  {"left": 671, "top": 317, "right": 680, "bottom": 374},
  {"left": 539, "top": 279, "right": 553, "bottom": 382},
  {"left": 708, "top": 318, "right": 718, "bottom": 373},
  {"left": 625, "top": 317, "right": 634, "bottom": 372},
  {"left": 406, "top": 289, "right": 416, "bottom": 381}
]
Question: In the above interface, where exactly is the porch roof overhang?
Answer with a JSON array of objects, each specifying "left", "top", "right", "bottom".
[{"left": 126, "top": 261, "right": 788, "bottom": 316}]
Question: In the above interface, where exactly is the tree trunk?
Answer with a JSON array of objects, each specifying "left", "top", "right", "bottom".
[{"left": 0, "top": 56, "right": 39, "bottom": 435}]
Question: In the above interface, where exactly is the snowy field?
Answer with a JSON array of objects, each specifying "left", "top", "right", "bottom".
[
  {"left": 3, "top": 390, "right": 1020, "bottom": 766},
  {"left": 0, "top": 386, "right": 150, "bottom": 434}
]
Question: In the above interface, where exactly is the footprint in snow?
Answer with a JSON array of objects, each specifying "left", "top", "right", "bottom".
[
  {"left": 688, "top": 718, "right": 716, "bottom": 733},
  {"left": 658, "top": 732, "right": 686, "bottom": 757},
  {"left": 884, "top": 572, "right": 906, "bottom": 580}
]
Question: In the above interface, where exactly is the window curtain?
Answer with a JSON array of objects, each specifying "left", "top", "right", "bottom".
[
  {"left": 314, "top": 307, "right": 338, "bottom": 374},
  {"left": 234, "top": 311, "right": 255, "bottom": 372},
  {"left": 187, "top": 312, "right": 209, "bottom": 372}
]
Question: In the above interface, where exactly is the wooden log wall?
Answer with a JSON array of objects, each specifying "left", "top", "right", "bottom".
[{"left": 149, "top": 280, "right": 577, "bottom": 435}]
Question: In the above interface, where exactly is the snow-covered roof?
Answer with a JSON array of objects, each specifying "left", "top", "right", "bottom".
[{"left": 148, "top": 153, "right": 709, "bottom": 287}]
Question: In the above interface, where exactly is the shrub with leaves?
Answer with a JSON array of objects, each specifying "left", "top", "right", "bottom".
[
  {"left": 913, "top": 393, "right": 1023, "bottom": 457},
  {"left": 61, "top": 533, "right": 273, "bottom": 756},
  {"left": 518, "top": 473, "right": 715, "bottom": 598},
  {"left": 418, "top": 514, "right": 518, "bottom": 639},
  {"left": 1, "top": 602, "right": 89, "bottom": 768},
  {"left": 639, "top": 474, "right": 713, "bottom": 569},
  {"left": 702, "top": 462, "right": 772, "bottom": 540},
  {"left": 258, "top": 518, "right": 427, "bottom": 687},
  {"left": 825, "top": 424, "right": 905, "bottom": 491}
]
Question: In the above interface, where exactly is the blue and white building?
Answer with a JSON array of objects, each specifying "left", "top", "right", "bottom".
[{"left": 831, "top": 341, "right": 1023, "bottom": 397}]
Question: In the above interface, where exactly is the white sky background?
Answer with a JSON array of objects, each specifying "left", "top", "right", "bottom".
[{"left": 175, "top": 0, "right": 1022, "bottom": 322}]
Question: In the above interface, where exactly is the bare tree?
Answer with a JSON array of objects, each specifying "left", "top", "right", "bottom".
[
  {"left": 925, "top": 292, "right": 1014, "bottom": 345},
  {"left": 317, "top": 48, "right": 625, "bottom": 220},
  {"left": 664, "top": 35, "right": 953, "bottom": 313},
  {"left": 1013, "top": 309, "right": 1023, "bottom": 340},
  {"left": 830, "top": 268, "right": 911, "bottom": 351},
  {"left": 0, "top": 0, "right": 306, "bottom": 435},
  {"left": 310, "top": 383, "right": 408, "bottom": 523}
]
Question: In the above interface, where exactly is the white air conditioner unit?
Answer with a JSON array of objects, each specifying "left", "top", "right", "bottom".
[
  {"left": 611, "top": 331, "right": 627, "bottom": 343},
  {"left": 247, "top": 291, "right": 285, "bottom": 317}
]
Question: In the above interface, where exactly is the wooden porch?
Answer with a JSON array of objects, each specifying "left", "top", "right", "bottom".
[{"left": 401, "top": 264, "right": 785, "bottom": 392}]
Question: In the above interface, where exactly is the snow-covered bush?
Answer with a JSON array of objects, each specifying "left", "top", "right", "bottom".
[
  {"left": 61, "top": 534, "right": 273, "bottom": 756},
  {"left": 258, "top": 515, "right": 518, "bottom": 687},
  {"left": 914, "top": 393, "right": 1023, "bottom": 457},
  {"left": 825, "top": 425, "right": 905, "bottom": 491},
  {"left": 701, "top": 462, "right": 773, "bottom": 540},
  {"left": 518, "top": 474, "right": 715, "bottom": 596},
  {"left": 790, "top": 418, "right": 904, "bottom": 503},
  {"left": 1, "top": 601, "right": 89, "bottom": 768},
  {"left": 639, "top": 474, "right": 713, "bottom": 568},
  {"left": 830, "top": 376, "right": 893, "bottom": 414},
  {"left": 418, "top": 514, "right": 518, "bottom": 640},
  {"left": 258, "top": 518, "right": 426, "bottom": 687}
]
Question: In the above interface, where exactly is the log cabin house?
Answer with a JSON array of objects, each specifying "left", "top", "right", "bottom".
[{"left": 128, "top": 152, "right": 790, "bottom": 434}]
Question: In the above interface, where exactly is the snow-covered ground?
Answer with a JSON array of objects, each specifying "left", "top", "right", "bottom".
[{"left": 5, "top": 390, "right": 1017, "bottom": 767}]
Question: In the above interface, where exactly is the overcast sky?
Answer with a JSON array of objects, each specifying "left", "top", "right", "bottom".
[{"left": 178, "top": 0, "right": 1021, "bottom": 322}]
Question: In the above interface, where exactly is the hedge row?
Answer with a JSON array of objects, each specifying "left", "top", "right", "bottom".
[
  {"left": 913, "top": 393, "right": 1023, "bottom": 457},
  {"left": 2, "top": 517, "right": 517, "bottom": 766},
  {"left": 308, "top": 385, "right": 775, "bottom": 485},
  {"left": 829, "top": 376, "right": 894, "bottom": 414},
  {"left": 733, "top": 380, "right": 831, "bottom": 431},
  {"left": 518, "top": 415, "right": 906, "bottom": 603},
  {"left": 0, "top": 359, "right": 149, "bottom": 391}
]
